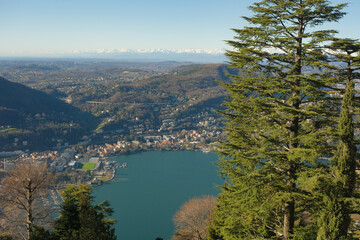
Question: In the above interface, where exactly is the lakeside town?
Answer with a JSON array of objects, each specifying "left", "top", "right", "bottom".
[{"left": 0, "top": 127, "right": 221, "bottom": 187}]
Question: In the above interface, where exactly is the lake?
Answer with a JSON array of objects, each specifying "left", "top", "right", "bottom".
[{"left": 92, "top": 151, "right": 221, "bottom": 240}]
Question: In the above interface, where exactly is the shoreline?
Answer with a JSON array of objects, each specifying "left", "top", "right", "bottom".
[{"left": 96, "top": 149, "right": 217, "bottom": 186}]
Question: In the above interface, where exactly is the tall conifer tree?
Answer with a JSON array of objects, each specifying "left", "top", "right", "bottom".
[
  {"left": 55, "top": 185, "right": 116, "bottom": 240},
  {"left": 55, "top": 186, "right": 80, "bottom": 240},
  {"left": 316, "top": 38, "right": 360, "bottom": 240},
  {"left": 213, "top": 0, "right": 346, "bottom": 239}
]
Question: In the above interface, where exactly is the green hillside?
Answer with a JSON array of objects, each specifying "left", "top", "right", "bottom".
[
  {"left": 0, "top": 77, "right": 81, "bottom": 115},
  {"left": 69, "top": 64, "right": 236, "bottom": 132},
  {"left": 0, "top": 77, "right": 98, "bottom": 151}
]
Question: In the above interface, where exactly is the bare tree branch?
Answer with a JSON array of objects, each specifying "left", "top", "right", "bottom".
[
  {"left": 0, "top": 160, "right": 54, "bottom": 240},
  {"left": 172, "top": 196, "right": 217, "bottom": 240}
]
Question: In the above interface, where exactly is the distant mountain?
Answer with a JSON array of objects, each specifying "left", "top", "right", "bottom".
[
  {"left": 0, "top": 77, "right": 97, "bottom": 151},
  {"left": 46, "top": 49, "right": 227, "bottom": 63}
]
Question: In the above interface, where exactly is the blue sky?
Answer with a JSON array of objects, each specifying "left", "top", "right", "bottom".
[{"left": 0, "top": 0, "right": 359, "bottom": 56}]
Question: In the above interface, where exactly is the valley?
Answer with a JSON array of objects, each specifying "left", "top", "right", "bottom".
[{"left": 0, "top": 60, "right": 234, "bottom": 152}]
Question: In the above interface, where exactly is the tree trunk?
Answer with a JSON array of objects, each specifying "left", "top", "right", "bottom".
[
  {"left": 284, "top": 91, "right": 299, "bottom": 239},
  {"left": 283, "top": 161, "right": 296, "bottom": 239},
  {"left": 283, "top": 10, "right": 303, "bottom": 237},
  {"left": 26, "top": 180, "right": 33, "bottom": 240},
  {"left": 283, "top": 200, "right": 295, "bottom": 239}
]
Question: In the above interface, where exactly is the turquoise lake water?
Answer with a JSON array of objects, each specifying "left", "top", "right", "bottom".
[{"left": 92, "top": 151, "right": 221, "bottom": 240}]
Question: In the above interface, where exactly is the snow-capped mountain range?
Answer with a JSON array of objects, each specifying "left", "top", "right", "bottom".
[{"left": 62, "top": 48, "right": 227, "bottom": 63}]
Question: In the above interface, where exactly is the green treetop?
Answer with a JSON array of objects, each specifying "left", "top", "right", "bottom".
[
  {"left": 55, "top": 185, "right": 116, "bottom": 240},
  {"left": 212, "top": 0, "right": 347, "bottom": 239}
]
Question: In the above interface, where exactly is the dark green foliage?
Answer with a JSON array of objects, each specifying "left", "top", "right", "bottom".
[
  {"left": 316, "top": 184, "right": 350, "bottom": 240},
  {"left": 55, "top": 185, "right": 116, "bottom": 240},
  {"left": 331, "top": 38, "right": 360, "bottom": 195},
  {"left": 54, "top": 186, "right": 81, "bottom": 240},
  {"left": 212, "top": 0, "right": 347, "bottom": 239},
  {"left": 30, "top": 226, "right": 58, "bottom": 240},
  {"left": 206, "top": 198, "right": 226, "bottom": 240},
  {"left": 316, "top": 39, "right": 360, "bottom": 240}
]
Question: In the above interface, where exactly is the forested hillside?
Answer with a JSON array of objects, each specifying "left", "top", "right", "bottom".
[{"left": 0, "top": 77, "right": 97, "bottom": 150}]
